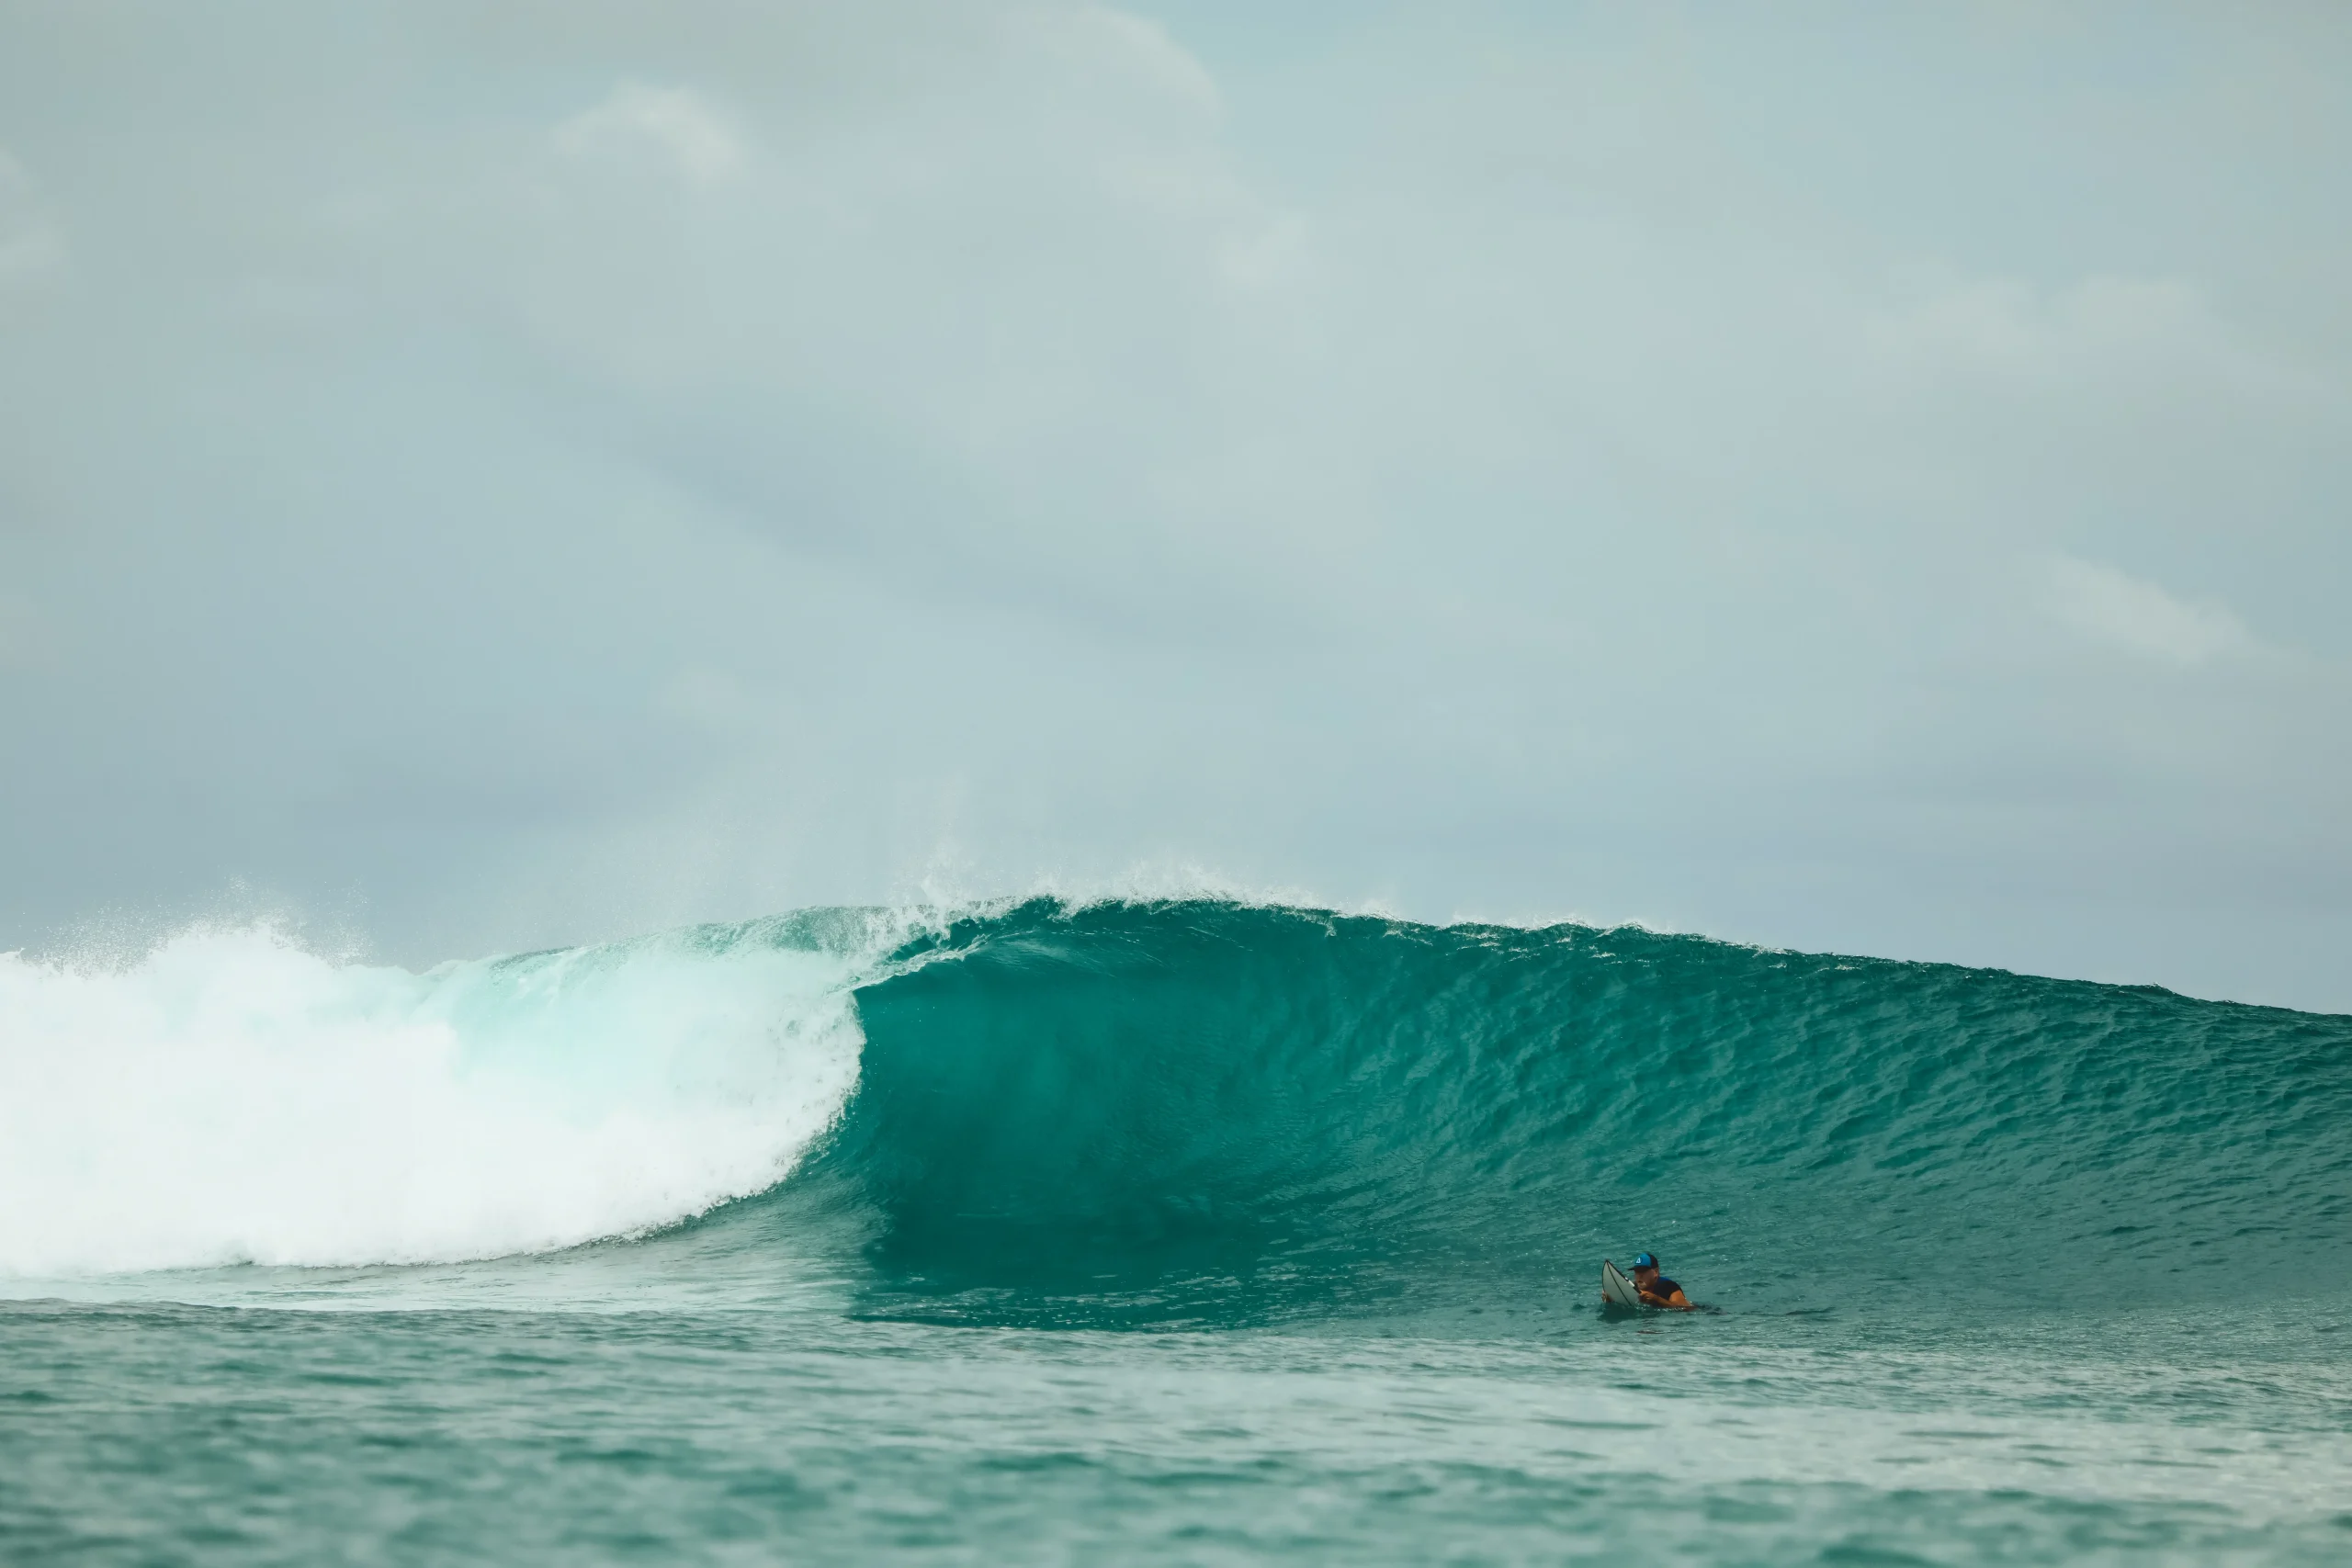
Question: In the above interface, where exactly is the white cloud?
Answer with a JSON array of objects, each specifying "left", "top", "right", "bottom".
[
  {"left": 1022, "top": 4, "right": 1223, "bottom": 122},
  {"left": 556, "top": 83, "right": 744, "bottom": 186},
  {"left": 2040, "top": 554, "right": 2253, "bottom": 667},
  {"left": 0, "top": 593, "right": 51, "bottom": 671},
  {"left": 1870, "top": 275, "right": 2222, "bottom": 377},
  {"left": 1216, "top": 212, "right": 1309, "bottom": 290},
  {"left": 0, "top": 150, "right": 66, "bottom": 288}
]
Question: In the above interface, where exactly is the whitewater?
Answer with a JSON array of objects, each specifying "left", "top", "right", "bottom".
[
  {"left": 5, "top": 898, "right": 2349, "bottom": 1564},
  {"left": 0, "top": 912, "right": 880, "bottom": 1275}
]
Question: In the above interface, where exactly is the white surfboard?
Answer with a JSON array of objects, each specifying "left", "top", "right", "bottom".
[{"left": 1600, "top": 1258, "right": 1643, "bottom": 1308}]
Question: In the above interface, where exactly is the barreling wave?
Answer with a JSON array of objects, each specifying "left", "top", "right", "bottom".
[
  {"left": 6, "top": 898, "right": 2347, "bottom": 1324},
  {"left": 793, "top": 899, "right": 2352, "bottom": 1324}
]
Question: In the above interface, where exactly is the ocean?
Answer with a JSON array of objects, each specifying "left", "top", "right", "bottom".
[{"left": 4, "top": 897, "right": 2347, "bottom": 1563}]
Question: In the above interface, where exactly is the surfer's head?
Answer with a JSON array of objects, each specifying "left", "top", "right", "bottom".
[{"left": 1632, "top": 1252, "right": 1659, "bottom": 1280}]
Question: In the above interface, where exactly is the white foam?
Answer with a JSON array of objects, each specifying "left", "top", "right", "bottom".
[{"left": 0, "top": 923, "right": 866, "bottom": 1276}]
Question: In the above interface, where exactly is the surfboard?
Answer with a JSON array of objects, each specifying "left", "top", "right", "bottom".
[{"left": 1600, "top": 1258, "right": 1643, "bottom": 1308}]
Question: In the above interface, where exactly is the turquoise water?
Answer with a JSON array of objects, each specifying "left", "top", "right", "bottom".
[{"left": 5, "top": 899, "right": 2349, "bottom": 1562}]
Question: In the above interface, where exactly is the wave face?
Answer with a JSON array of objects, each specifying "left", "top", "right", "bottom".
[{"left": 805, "top": 900, "right": 2352, "bottom": 1323}]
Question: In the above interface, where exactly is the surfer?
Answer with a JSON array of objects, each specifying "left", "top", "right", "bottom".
[{"left": 1630, "top": 1253, "right": 1692, "bottom": 1310}]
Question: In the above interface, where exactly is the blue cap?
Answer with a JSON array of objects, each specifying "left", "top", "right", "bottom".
[{"left": 1634, "top": 1253, "right": 1658, "bottom": 1269}]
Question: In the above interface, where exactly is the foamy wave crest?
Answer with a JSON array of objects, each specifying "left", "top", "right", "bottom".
[{"left": 0, "top": 922, "right": 868, "bottom": 1275}]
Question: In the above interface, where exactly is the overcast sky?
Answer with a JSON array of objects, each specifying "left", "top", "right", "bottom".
[{"left": 3, "top": 1, "right": 2348, "bottom": 1010}]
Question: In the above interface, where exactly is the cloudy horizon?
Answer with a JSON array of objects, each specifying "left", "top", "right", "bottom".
[{"left": 4, "top": 2, "right": 2348, "bottom": 1010}]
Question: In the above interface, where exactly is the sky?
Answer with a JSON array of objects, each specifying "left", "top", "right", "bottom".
[{"left": 2, "top": 1, "right": 2348, "bottom": 1010}]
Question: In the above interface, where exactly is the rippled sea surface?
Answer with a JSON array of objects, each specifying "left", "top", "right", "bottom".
[{"left": 6, "top": 1295, "right": 2350, "bottom": 1564}]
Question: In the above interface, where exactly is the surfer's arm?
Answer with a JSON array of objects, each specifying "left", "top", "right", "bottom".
[{"left": 1640, "top": 1287, "right": 1693, "bottom": 1310}]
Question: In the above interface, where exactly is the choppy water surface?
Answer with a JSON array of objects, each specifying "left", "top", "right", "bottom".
[{"left": 5, "top": 900, "right": 2348, "bottom": 1562}]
